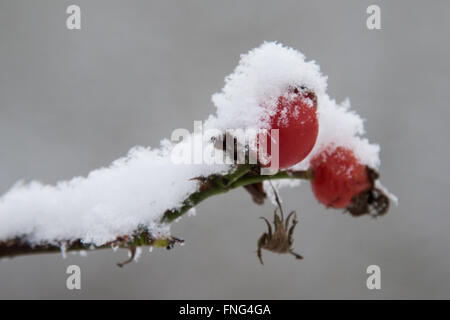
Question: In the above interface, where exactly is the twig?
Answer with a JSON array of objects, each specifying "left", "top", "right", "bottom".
[{"left": 161, "top": 165, "right": 313, "bottom": 222}]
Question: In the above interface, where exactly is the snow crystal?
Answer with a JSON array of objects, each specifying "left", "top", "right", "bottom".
[
  {"left": 133, "top": 247, "right": 143, "bottom": 263},
  {"left": 0, "top": 41, "right": 384, "bottom": 248},
  {"left": 60, "top": 242, "right": 67, "bottom": 259},
  {"left": 71, "top": 250, "right": 88, "bottom": 257},
  {"left": 187, "top": 207, "right": 197, "bottom": 217},
  {"left": 79, "top": 250, "right": 88, "bottom": 257}
]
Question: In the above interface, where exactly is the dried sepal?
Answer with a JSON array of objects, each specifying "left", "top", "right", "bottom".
[
  {"left": 346, "top": 167, "right": 390, "bottom": 217},
  {"left": 257, "top": 184, "right": 303, "bottom": 264}
]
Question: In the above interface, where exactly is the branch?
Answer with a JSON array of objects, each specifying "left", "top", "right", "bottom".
[
  {"left": 161, "top": 165, "right": 313, "bottom": 222},
  {"left": 0, "top": 165, "right": 313, "bottom": 260}
]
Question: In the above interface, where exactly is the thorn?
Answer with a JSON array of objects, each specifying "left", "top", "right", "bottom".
[{"left": 116, "top": 245, "right": 136, "bottom": 268}]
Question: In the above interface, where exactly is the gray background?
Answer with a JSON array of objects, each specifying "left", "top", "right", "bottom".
[{"left": 0, "top": 0, "right": 449, "bottom": 299}]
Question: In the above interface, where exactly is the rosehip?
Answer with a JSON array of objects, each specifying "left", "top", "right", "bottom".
[
  {"left": 310, "top": 147, "right": 371, "bottom": 209},
  {"left": 310, "top": 146, "right": 390, "bottom": 217},
  {"left": 261, "top": 87, "right": 319, "bottom": 169}
]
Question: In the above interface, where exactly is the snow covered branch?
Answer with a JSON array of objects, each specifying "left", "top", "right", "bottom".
[
  {"left": 0, "top": 42, "right": 395, "bottom": 264},
  {"left": 0, "top": 165, "right": 313, "bottom": 260}
]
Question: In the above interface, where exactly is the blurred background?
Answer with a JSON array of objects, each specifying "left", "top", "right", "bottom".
[{"left": 0, "top": 0, "right": 449, "bottom": 299}]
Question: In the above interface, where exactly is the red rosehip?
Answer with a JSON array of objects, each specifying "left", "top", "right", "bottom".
[
  {"left": 260, "top": 87, "right": 319, "bottom": 169},
  {"left": 310, "top": 147, "right": 371, "bottom": 209}
]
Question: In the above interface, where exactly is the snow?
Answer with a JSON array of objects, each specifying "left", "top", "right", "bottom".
[
  {"left": 133, "top": 247, "right": 143, "bottom": 263},
  {"left": 0, "top": 142, "right": 229, "bottom": 246},
  {"left": 295, "top": 95, "right": 380, "bottom": 170},
  {"left": 207, "top": 41, "right": 380, "bottom": 170},
  {"left": 205, "top": 42, "right": 327, "bottom": 131},
  {"left": 376, "top": 180, "right": 399, "bottom": 206},
  {"left": 0, "top": 41, "right": 385, "bottom": 248}
]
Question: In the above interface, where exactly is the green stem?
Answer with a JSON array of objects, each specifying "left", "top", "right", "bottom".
[
  {"left": 161, "top": 167, "right": 313, "bottom": 223},
  {"left": 223, "top": 164, "right": 254, "bottom": 186},
  {"left": 229, "top": 169, "right": 314, "bottom": 189}
]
